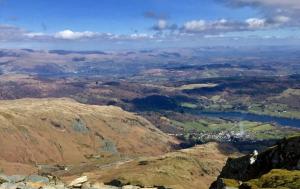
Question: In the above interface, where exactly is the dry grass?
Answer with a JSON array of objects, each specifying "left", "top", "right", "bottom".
[
  {"left": 0, "top": 98, "right": 177, "bottom": 175},
  {"left": 62, "top": 143, "right": 239, "bottom": 189}
]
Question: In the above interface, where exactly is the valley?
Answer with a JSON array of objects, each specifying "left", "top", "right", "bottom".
[
  {"left": 0, "top": 47, "right": 299, "bottom": 188},
  {"left": 2, "top": 0, "right": 300, "bottom": 188}
]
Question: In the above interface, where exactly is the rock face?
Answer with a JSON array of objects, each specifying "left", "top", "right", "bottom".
[
  {"left": 0, "top": 98, "right": 177, "bottom": 174},
  {"left": 210, "top": 136, "right": 300, "bottom": 189}
]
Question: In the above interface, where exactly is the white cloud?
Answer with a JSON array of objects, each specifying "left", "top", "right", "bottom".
[
  {"left": 130, "top": 33, "right": 153, "bottom": 39},
  {"left": 0, "top": 25, "right": 28, "bottom": 42},
  {"left": 157, "top": 20, "right": 168, "bottom": 30},
  {"left": 183, "top": 19, "right": 233, "bottom": 33},
  {"left": 24, "top": 32, "right": 45, "bottom": 38},
  {"left": 183, "top": 19, "right": 245, "bottom": 33},
  {"left": 228, "top": 0, "right": 300, "bottom": 9},
  {"left": 181, "top": 16, "right": 291, "bottom": 34},
  {"left": 24, "top": 30, "right": 155, "bottom": 42},
  {"left": 274, "top": 16, "right": 290, "bottom": 23},
  {"left": 184, "top": 20, "right": 207, "bottom": 32},
  {"left": 152, "top": 19, "right": 177, "bottom": 31},
  {"left": 54, "top": 30, "right": 96, "bottom": 40},
  {"left": 204, "top": 34, "right": 225, "bottom": 38},
  {"left": 221, "top": 0, "right": 300, "bottom": 28},
  {"left": 0, "top": 25, "right": 159, "bottom": 43},
  {"left": 246, "top": 18, "right": 266, "bottom": 28}
]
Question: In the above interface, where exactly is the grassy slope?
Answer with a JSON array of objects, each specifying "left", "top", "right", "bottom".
[
  {"left": 62, "top": 142, "right": 239, "bottom": 189},
  {"left": 0, "top": 98, "right": 177, "bottom": 175},
  {"left": 243, "top": 169, "right": 300, "bottom": 189}
]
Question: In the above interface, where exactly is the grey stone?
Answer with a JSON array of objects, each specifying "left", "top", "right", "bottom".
[
  {"left": 7, "top": 175, "right": 26, "bottom": 183},
  {"left": 72, "top": 119, "right": 89, "bottom": 133},
  {"left": 0, "top": 175, "right": 9, "bottom": 184},
  {"left": 15, "top": 182, "right": 26, "bottom": 189},
  {"left": 26, "top": 175, "right": 49, "bottom": 183},
  {"left": 81, "top": 182, "right": 92, "bottom": 189},
  {"left": 100, "top": 139, "right": 118, "bottom": 154},
  {"left": 0, "top": 182, "right": 25, "bottom": 189}
]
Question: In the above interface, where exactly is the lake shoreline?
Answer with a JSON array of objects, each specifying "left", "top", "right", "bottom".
[{"left": 187, "top": 109, "right": 300, "bottom": 129}]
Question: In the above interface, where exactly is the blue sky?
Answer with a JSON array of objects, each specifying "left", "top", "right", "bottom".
[{"left": 0, "top": 0, "right": 300, "bottom": 50}]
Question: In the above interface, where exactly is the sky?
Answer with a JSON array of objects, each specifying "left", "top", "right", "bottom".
[{"left": 0, "top": 0, "right": 300, "bottom": 50}]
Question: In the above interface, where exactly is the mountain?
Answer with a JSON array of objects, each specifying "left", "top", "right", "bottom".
[
  {"left": 0, "top": 98, "right": 177, "bottom": 175},
  {"left": 210, "top": 136, "right": 300, "bottom": 189}
]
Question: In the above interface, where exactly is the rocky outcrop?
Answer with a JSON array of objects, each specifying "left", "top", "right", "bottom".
[{"left": 210, "top": 136, "right": 300, "bottom": 189}]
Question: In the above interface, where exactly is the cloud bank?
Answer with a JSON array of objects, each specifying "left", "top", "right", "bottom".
[
  {"left": 220, "top": 0, "right": 300, "bottom": 26},
  {"left": 1, "top": 0, "right": 300, "bottom": 48}
]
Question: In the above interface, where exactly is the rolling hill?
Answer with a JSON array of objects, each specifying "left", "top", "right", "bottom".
[{"left": 0, "top": 98, "right": 177, "bottom": 174}]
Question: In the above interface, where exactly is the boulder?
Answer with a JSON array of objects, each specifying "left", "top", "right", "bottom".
[
  {"left": 68, "top": 176, "right": 88, "bottom": 188},
  {"left": 26, "top": 175, "right": 50, "bottom": 189},
  {"left": 0, "top": 175, "right": 9, "bottom": 184},
  {"left": 122, "top": 186, "right": 140, "bottom": 189},
  {"left": 0, "top": 182, "right": 25, "bottom": 189},
  {"left": 0, "top": 183, "right": 16, "bottom": 189},
  {"left": 26, "top": 175, "right": 50, "bottom": 183},
  {"left": 7, "top": 175, "right": 26, "bottom": 183},
  {"left": 81, "top": 182, "right": 91, "bottom": 189}
]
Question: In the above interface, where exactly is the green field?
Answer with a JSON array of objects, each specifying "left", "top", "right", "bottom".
[{"left": 171, "top": 118, "right": 298, "bottom": 140}]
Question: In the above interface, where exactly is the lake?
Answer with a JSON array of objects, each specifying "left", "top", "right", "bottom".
[{"left": 193, "top": 111, "right": 300, "bottom": 129}]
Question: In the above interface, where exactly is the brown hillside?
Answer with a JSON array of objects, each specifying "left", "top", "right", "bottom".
[
  {"left": 0, "top": 98, "right": 177, "bottom": 174},
  {"left": 60, "top": 143, "right": 239, "bottom": 189}
]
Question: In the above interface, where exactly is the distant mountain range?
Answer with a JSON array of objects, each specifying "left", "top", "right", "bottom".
[{"left": 1, "top": 47, "right": 300, "bottom": 78}]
